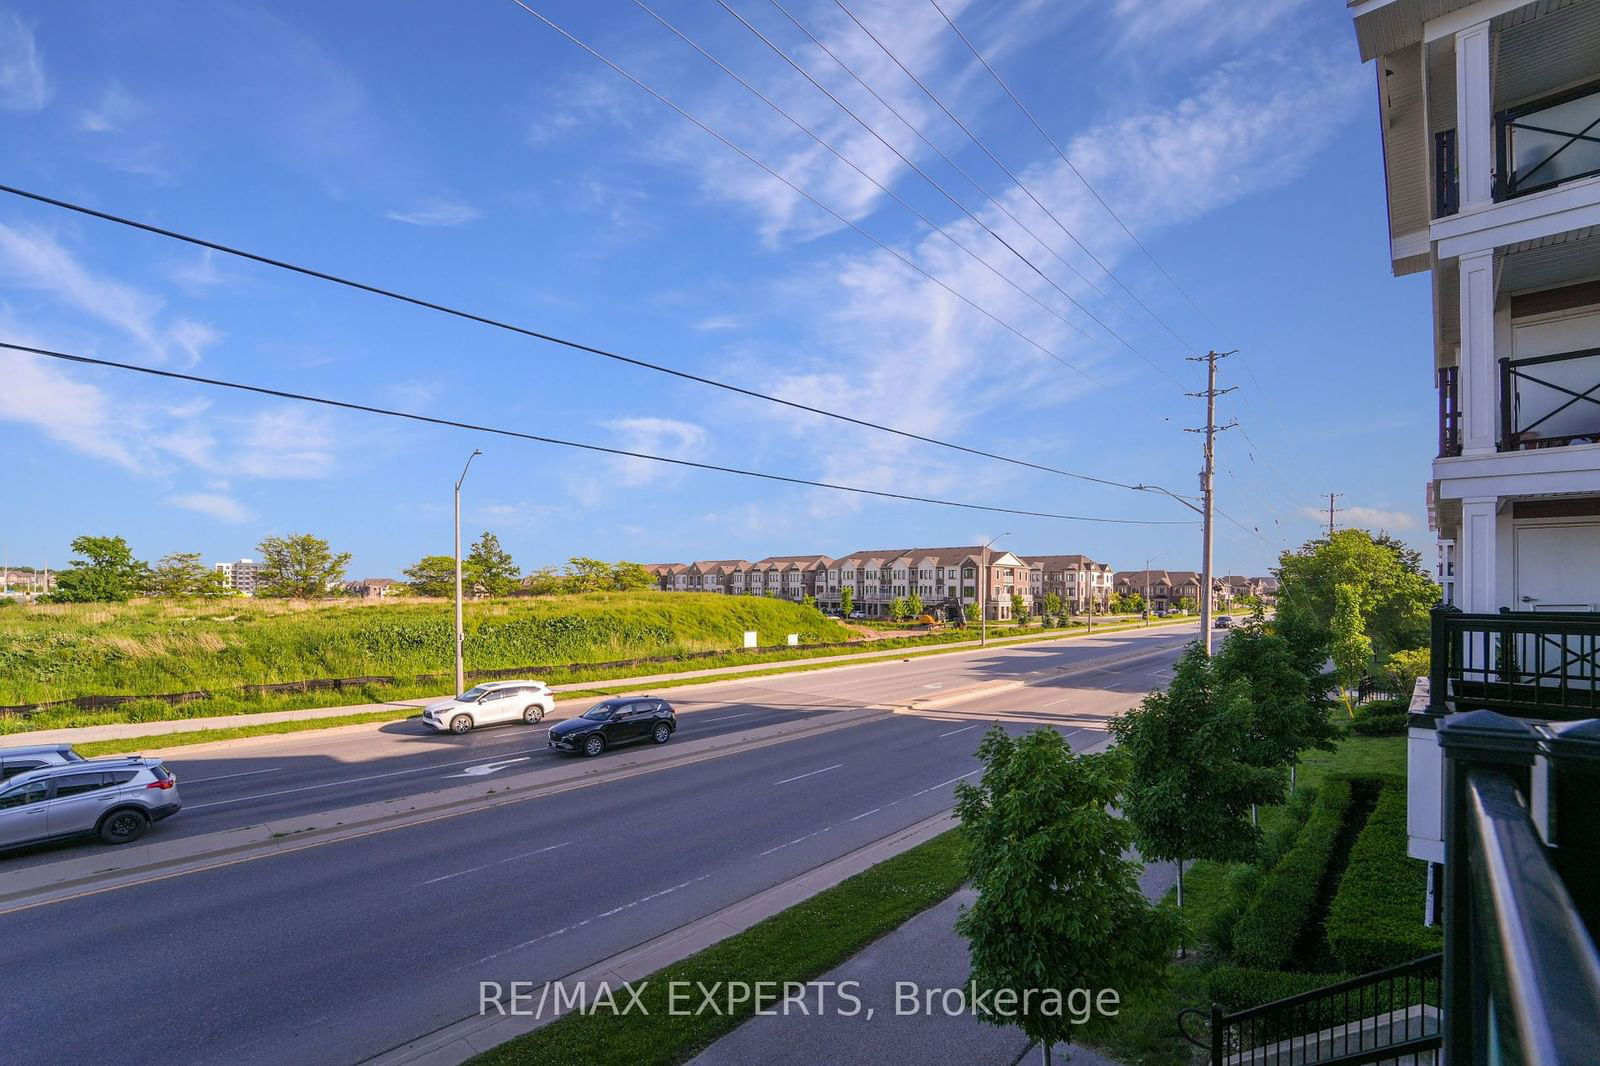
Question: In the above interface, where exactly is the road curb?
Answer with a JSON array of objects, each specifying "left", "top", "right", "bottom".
[
  {"left": 0, "top": 709, "right": 889, "bottom": 914},
  {"left": 361, "top": 807, "right": 960, "bottom": 1066}
]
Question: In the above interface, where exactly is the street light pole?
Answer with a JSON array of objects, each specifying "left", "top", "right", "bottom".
[
  {"left": 454, "top": 449, "right": 482, "bottom": 695},
  {"left": 979, "top": 533, "right": 1009, "bottom": 647}
]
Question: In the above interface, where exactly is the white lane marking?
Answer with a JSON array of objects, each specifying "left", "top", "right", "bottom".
[
  {"left": 910, "top": 770, "right": 980, "bottom": 798},
  {"left": 420, "top": 841, "right": 571, "bottom": 886},
  {"left": 848, "top": 807, "right": 881, "bottom": 822},
  {"left": 185, "top": 747, "right": 548, "bottom": 810},
  {"left": 705, "top": 712, "right": 754, "bottom": 722},
  {"left": 761, "top": 769, "right": 981, "bottom": 858},
  {"left": 467, "top": 873, "right": 712, "bottom": 967},
  {"left": 446, "top": 758, "right": 529, "bottom": 779},
  {"left": 938, "top": 724, "right": 982, "bottom": 738},
  {"left": 773, "top": 763, "right": 842, "bottom": 786},
  {"left": 180, "top": 766, "right": 284, "bottom": 785}
]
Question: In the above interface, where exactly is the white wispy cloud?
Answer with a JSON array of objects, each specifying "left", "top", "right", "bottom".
[
  {"left": 601, "top": 417, "right": 710, "bottom": 487},
  {"left": 386, "top": 200, "right": 481, "bottom": 227},
  {"left": 0, "top": 12, "right": 48, "bottom": 111},
  {"left": 1299, "top": 505, "right": 1417, "bottom": 531},
  {"left": 76, "top": 80, "right": 143, "bottom": 133},
  {"left": 0, "top": 224, "right": 221, "bottom": 365},
  {"left": 0, "top": 343, "right": 137, "bottom": 469},
  {"left": 233, "top": 409, "right": 337, "bottom": 479},
  {"left": 1111, "top": 0, "right": 1312, "bottom": 54},
  {"left": 169, "top": 492, "right": 255, "bottom": 524}
]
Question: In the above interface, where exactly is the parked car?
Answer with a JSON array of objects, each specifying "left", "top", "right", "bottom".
[
  {"left": 421, "top": 680, "right": 556, "bottom": 735},
  {"left": 1214, "top": 615, "right": 1234, "bottom": 629},
  {"left": 0, "top": 744, "right": 86, "bottom": 782},
  {"left": 0, "top": 757, "right": 180, "bottom": 851},
  {"left": 548, "top": 697, "right": 676, "bottom": 758}
]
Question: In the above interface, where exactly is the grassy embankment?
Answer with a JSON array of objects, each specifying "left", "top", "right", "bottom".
[{"left": 1, "top": 594, "right": 1174, "bottom": 734}]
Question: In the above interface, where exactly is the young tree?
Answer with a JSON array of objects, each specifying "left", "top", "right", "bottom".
[
  {"left": 888, "top": 596, "right": 908, "bottom": 622},
  {"left": 465, "top": 532, "right": 520, "bottom": 597},
  {"left": 521, "top": 566, "right": 568, "bottom": 596},
  {"left": 610, "top": 561, "right": 655, "bottom": 591},
  {"left": 1176, "top": 595, "right": 1197, "bottom": 614},
  {"left": 402, "top": 555, "right": 457, "bottom": 598},
  {"left": 147, "top": 552, "right": 230, "bottom": 598},
  {"left": 957, "top": 727, "right": 1182, "bottom": 1065},
  {"left": 801, "top": 593, "right": 816, "bottom": 609},
  {"left": 906, "top": 591, "right": 924, "bottom": 619},
  {"left": 50, "top": 535, "right": 149, "bottom": 603},
  {"left": 1330, "top": 583, "right": 1373, "bottom": 717},
  {"left": 255, "top": 534, "right": 351, "bottom": 599},
  {"left": 1043, "top": 591, "right": 1062, "bottom": 619},
  {"left": 1010, "top": 592, "right": 1026, "bottom": 624},
  {"left": 1110, "top": 644, "right": 1286, "bottom": 921},
  {"left": 839, "top": 587, "right": 854, "bottom": 617},
  {"left": 1213, "top": 608, "right": 1338, "bottom": 790}
]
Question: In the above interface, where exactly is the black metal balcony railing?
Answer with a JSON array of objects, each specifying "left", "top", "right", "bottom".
[
  {"left": 1429, "top": 607, "right": 1600, "bottom": 721},
  {"left": 1440, "top": 714, "right": 1600, "bottom": 1065},
  {"left": 1435, "top": 128, "right": 1459, "bottom": 217},
  {"left": 1438, "top": 365, "right": 1462, "bottom": 457},
  {"left": 1180, "top": 955, "right": 1442, "bottom": 1065},
  {"left": 1499, "top": 346, "right": 1600, "bottom": 451},
  {"left": 1496, "top": 80, "right": 1600, "bottom": 200}
]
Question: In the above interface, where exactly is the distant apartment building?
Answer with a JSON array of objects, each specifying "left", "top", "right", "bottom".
[
  {"left": 1113, "top": 570, "right": 1272, "bottom": 613},
  {"left": 1024, "top": 554, "right": 1113, "bottom": 613},
  {"left": 819, "top": 547, "right": 1034, "bottom": 620},
  {"left": 214, "top": 559, "right": 260, "bottom": 596},
  {"left": 344, "top": 578, "right": 396, "bottom": 599},
  {"left": 0, "top": 569, "right": 54, "bottom": 597}
]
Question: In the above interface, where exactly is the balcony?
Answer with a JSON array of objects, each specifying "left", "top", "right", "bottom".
[
  {"left": 1429, "top": 607, "right": 1600, "bottom": 721},
  {"left": 1438, "top": 366, "right": 1462, "bottom": 457},
  {"left": 1495, "top": 80, "right": 1600, "bottom": 201},
  {"left": 1499, "top": 347, "right": 1600, "bottom": 451}
]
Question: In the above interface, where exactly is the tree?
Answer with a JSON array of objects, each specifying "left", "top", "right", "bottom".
[
  {"left": 1381, "top": 647, "right": 1430, "bottom": 698},
  {"left": 255, "top": 534, "right": 351, "bottom": 599},
  {"left": 50, "top": 535, "right": 149, "bottom": 603},
  {"left": 956, "top": 727, "right": 1181, "bottom": 1065},
  {"left": 402, "top": 555, "right": 457, "bottom": 598},
  {"left": 1109, "top": 644, "right": 1286, "bottom": 921},
  {"left": 1176, "top": 595, "right": 1197, "bottom": 614},
  {"left": 1330, "top": 583, "right": 1373, "bottom": 717},
  {"left": 465, "top": 532, "right": 520, "bottom": 597},
  {"left": 888, "top": 596, "right": 908, "bottom": 622},
  {"left": 1275, "top": 529, "right": 1437, "bottom": 661},
  {"left": 611, "top": 561, "right": 655, "bottom": 591},
  {"left": 563, "top": 557, "right": 613, "bottom": 593},
  {"left": 1213, "top": 608, "right": 1338, "bottom": 787},
  {"left": 146, "top": 552, "right": 230, "bottom": 598},
  {"left": 839, "top": 587, "right": 854, "bottom": 617},
  {"left": 1043, "top": 591, "right": 1062, "bottom": 619},
  {"left": 521, "top": 566, "right": 567, "bottom": 596},
  {"left": 801, "top": 593, "right": 816, "bottom": 609},
  {"left": 1010, "top": 592, "right": 1026, "bottom": 624},
  {"left": 906, "top": 591, "right": 924, "bottom": 619}
]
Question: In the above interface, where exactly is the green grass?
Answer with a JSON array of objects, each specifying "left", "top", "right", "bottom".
[
  {"left": 56, "top": 616, "right": 1192, "bottom": 755},
  {"left": 5, "top": 602, "right": 1192, "bottom": 737},
  {"left": 1325, "top": 785, "right": 1441, "bottom": 972},
  {"left": 468, "top": 829, "right": 968, "bottom": 1066}
]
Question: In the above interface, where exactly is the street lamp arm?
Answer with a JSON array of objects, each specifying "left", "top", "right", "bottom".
[
  {"left": 456, "top": 448, "right": 482, "bottom": 491},
  {"left": 1134, "top": 483, "right": 1204, "bottom": 517}
]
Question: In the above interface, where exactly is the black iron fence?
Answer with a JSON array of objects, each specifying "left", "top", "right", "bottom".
[
  {"left": 1437, "top": 365, "right": 1461, "bottom": 457},
  {"left": 1180, "top": 954, "right": 1442, "bottom": 1065},
  {"left": 1499, "top": 346, "right": 1600, "bottom": 451},
  {"left": 1495, "top": 79, "right": 1600, "bottom": 200},
  {"left": 1434, "top": 128, "right": 1459, "bottom": 218},
  {"left": 1429, "top": 606, "right": 1600, "bottom": 721}
]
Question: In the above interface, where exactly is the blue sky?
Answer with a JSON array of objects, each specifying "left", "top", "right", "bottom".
[{"left": 0, "top": 0, "right": 1431, "bottom": 580}]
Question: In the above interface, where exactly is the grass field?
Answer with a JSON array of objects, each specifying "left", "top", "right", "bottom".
[{"left": 0, "top": 593, "right": 850, "bottom": 709}]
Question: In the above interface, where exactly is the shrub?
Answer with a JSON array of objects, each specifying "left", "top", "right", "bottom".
[
  {"left": 1326, "top": 786, "right": 1442, "bottom": 972},
  {"left": 1206, "top": 966, "right": 1355, "bottom": 1012},
  {"left": 1230, "top": 777, "right": 1352, "bottom": 970},
  {"left": 1352, "top": 711, "right": 1408, "bottom": 736},
  {"left": 1381, "top": 647, "right": 1430, "bottom": 697}
]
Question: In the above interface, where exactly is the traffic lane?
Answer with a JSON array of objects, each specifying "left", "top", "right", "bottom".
[{"left": 0, "top": 653, "right": 1180, "bottom": 1065}]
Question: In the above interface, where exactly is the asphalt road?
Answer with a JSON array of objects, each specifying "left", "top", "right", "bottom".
[
  {"left": 0, "top": 626, "right": 1193, "bottom": 1065},
  {"left": 6, "top": 623, "right": 1196, "bottom": 863}
]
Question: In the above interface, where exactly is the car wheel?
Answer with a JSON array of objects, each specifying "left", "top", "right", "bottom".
[
  {"left": 99, "top": 808, "right": 149, "bottom": 845},
  {"left": 582, "top": 733, "right": 606, "bottom": 758},
  {"left": 450, "top": 714, "right": 474, "bottom": 735},
  {"left": 652, "top": 722, "right": 672, "bottom": 745},
  {"left": 523, "top": 704, "right": 546, "bottom": 725}
]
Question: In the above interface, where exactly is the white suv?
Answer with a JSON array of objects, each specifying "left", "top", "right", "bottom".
[{"left": 421, "top": 681, "right": 556, "bottom": 735}]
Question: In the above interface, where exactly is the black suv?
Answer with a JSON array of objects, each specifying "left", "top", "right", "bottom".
[{"left": 547, "top": 698, "right": 676, "bottom": 757}]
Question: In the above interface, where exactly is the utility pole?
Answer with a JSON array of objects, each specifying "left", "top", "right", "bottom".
[
  {"left": 1326, "top": 492, "right": 1343, "bottom": 537},
  {"left": 454, "top": 449, "right": 482, "bottom": 695},
  {"left": 1186, "top": 351, "right": 1237, "bottom": 655}
]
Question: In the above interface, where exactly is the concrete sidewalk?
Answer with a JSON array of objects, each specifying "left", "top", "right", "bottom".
[
  {"left": 15, "top": 618, "right": 1188, "bottom": 745},
  {"left": 688, "top": 859, "right": 1178, "bottom": 1066}
]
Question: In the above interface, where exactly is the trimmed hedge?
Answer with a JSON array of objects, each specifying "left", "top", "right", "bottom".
[
  {"left": 1326, "top": 786, "right": 1442, "bottom": 972},
  {"left": 1230, "top": 778, "right": 1352, "bottom": 970},
  {"left": 1206, "top": 965, "right": 1355, "bottom": 1012},
  {"left": 1352, "top": 698, "right": 1409, "bottom": 737}
]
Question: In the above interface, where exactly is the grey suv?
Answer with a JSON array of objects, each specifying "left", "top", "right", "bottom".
[{"left": 0, "top": 758, "right": 181, "bottom": 851}]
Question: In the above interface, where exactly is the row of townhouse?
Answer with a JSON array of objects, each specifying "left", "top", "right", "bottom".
[
  {"left": 1111, "top": 570, "right": 1276, "bottom": 614},
  {"left": 645, "top": 549, "right": 1117, "bottom": 620}
]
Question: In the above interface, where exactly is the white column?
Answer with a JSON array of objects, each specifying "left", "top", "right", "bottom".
[
  {"left": 1455, "top": 20, "right": 1493, "bottom": 208},
  {"left": 1458, "top": 248, "right": 1499, "bottom": 454},
  {"left": 1458, "top": 496, "right": 1500, "bottom": 612}
]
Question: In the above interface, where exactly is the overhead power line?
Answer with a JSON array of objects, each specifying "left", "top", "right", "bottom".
[
  {"left": 0, "top": 182, "right": 1170, "bottom": 497},
  {"left": 831, "top": 0, "right": 1201, "bottom": 366},
  {"left": 3, "top": 341, "right": 1196, "bottom": 527},
  {"left": 926, "top": 0, "right": 1221, "bottom": 340},
  {"left": 504, "top": 0, "right": 1099, "bottom": 385}
]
